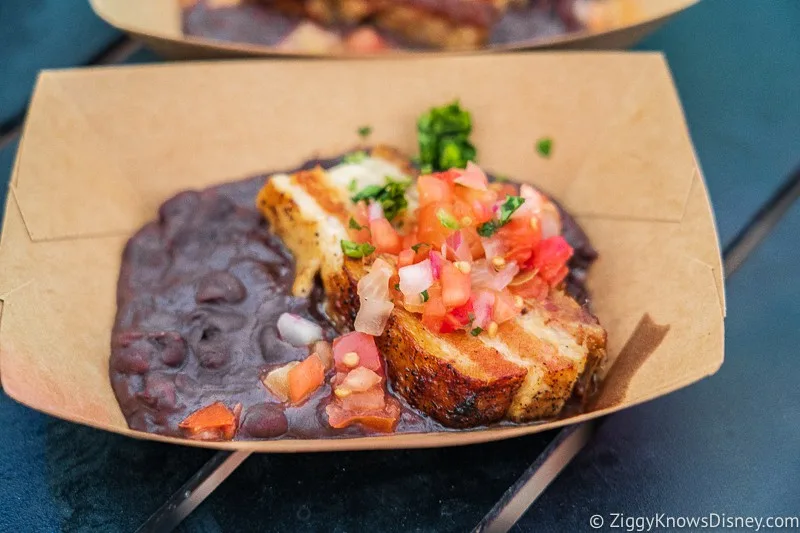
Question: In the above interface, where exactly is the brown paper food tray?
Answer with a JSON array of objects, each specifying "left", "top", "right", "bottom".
[
  {"left": 0, "top": 53, "right": 724, "bottom": 452},
  {"left": 89, "top": 0, "right": 698, "bottom": 60}
]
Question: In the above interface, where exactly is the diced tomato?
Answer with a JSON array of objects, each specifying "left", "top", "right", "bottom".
[
  {"left": 451, "top": 197, "right": 475, "bottom": 224},
  {"left": 418, "top": 174, "right": 454, "bottom": 205},
  {"left": 332, "top": 332, "right": 383, "bottom": 375},
  {"left": 497, "top": 216, "right": 542, "bottom": 265},
  {"left": 448, "top": 298, "right": 474, "bottom": 325},
  {"left": 353, "top": 201, "right": 370, "bottom": 226},
  {"left": 462, "top": 227, "right": 485, "bottom": 259},
  {"left": 343, "top": 27, "right": 389, "bottom": 53},
  {"left": 349, "top": 202, "right": 372, "bottom": 242},
  {"left": 417, "top": 202, "right": 456, "bottom": 248},
  {"left": 397, "top": 248, "right": 416, "bottom": 269},
  {"left": 401, "top": 230, "right": 419, "bottom": 250},
  {"left": 339, "top": 387, "right": 386, "bottom": 411},
  {"left": 432, "top": 169, "right": 461, "bottom": 185},
  {"left": 440, "top": 298, "right": 474, "bottom": 333},
  {"left": 531, "top": 236, "right": 573, "bottom": 286},
  {"left": 287, "top": 354, "right": 326, "bottom": 404},
  {"left": 453, "top": 186, "right": 497, "bottom": 224},
  {"left": 326, "top": 397, "right": 401, "bottom": 433},
  {"left": 511, "top": 274, "right": 550, "bottom": 301},
  {"left": 492, "top": 182, "right": 519, "bottom": 198},
  {"left": 492, "top": 289, "right": 520, "bottom": 324},
  {"left": 438, "top": 320, "right": 458, "bottom": 334},
  {"left": 421, "top": 284, "right": 446, "bottom": 332},
  {"left": 179, "top": 402, "right": 237, "bottom": 440},
  {"left": 441, "top": 263, "right": 471, "bottom": 308},
  {"left": 369, "top": 218, "right": 402, "bottom": 254}
]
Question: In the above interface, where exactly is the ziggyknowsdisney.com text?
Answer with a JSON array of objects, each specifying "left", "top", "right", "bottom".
[{"left": 589, "top": 512, "right": 800, "bottom": 531}]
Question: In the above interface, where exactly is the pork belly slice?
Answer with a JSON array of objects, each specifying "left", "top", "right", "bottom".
[{"left": 256, "top": 147, "right": 606, "bottom": 427}]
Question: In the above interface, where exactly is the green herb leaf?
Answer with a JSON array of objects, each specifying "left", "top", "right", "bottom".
[
  {"left": 380, "top": 179, "right": 411, "bottom": 221},
  {"left": 417, "top": 101, "right": 477, "bottom": 172},
  {"left": 470, "top": 327, "right": 483, "bottom": 336},
  {"left": 348, "top": 179, "right": 358, "bottom": 192},
  {"left": 420, "top": 290, "right": 429, "bottom": 302},
  {"left": 340, "top": 240, "right": 375, "bottom": 259},
  {"left": 394, "top": 283, "right": 400, "bottom": 291},
  {"left": 343, "top": 150, "right": 368, "bottom": 164},
  {"left": 436, "top": 208, "right": 460, "bottom": 230},
  {"left": 498, "top": 195, "right": 525, "bottom": 225},
  {"left": 358, "top": 125, "right": 372, "bottom": 138},
  {"left": 477, "top": 220, "right": 498, "bottom": 237},
  {"left": 476, "top": 196, "right": 525, "bottom": 237},
  {"left": 348, "top": 217, "right": 364, "bottom": 230},
  {"left": 411, "top": 242, "right": 429, "bottom": 253},
  {"left": 351, "top": 184, "right": 384, "bottom": 203},
  {"left": 536, "top": 137, "right": 553, "bottom": 158},
  {"left": 350, "top": 178, "right": 411, "bottom": 221}
]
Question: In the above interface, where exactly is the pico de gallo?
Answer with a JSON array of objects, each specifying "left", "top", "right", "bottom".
[{"left": 341, "top": 161, "right": 574, "bottom": 339}]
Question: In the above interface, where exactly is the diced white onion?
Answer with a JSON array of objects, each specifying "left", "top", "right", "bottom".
[
  {"left": 470, "top": 259, "right": 520, "bottom": 291},
  {"left": 277, "top": 313, "right": 324, "bottom": 346},
  {"left": 398, "top": 259, "right": 433, "bottom": 296},
  {"left": 481, "top": 236, "right": 507, "bottom": 262},
  {"left": 354, "top": 258, "right": 395, "bottom": 336},
  {"left": 446, "top": 230, "right": 472, "bottom": 262},
  {"left": 539, "top": 202, "right": 562, "bottom": 238},
  {"left": 262, "top": 361, "right": 300, "bottom": 402},
  {"left": 368, "top": 201, "right": 384, "bottom": 221},
  {"left": 472, "top": 291, "right": 496, "bottom": 329},
  {"left": 340, "top": 367, "right": 383, "bottom": 392}
]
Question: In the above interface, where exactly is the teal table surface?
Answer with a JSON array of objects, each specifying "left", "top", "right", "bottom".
[{"left": 0, "top": 1, "right": 798, "bottom": 531}]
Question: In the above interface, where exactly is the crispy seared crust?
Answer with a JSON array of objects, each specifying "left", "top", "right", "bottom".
[
  {"left": 256, "top": 146, "right": 608, "bottom": 427},
  {"left": 380, "top": 311, "right": 525, "bottom": 427},
  {"left": 328, "top": 258, "right": 527, "bottom": 427}
]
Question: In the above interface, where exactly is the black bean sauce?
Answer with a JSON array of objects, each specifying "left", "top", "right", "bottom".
[{"left": 110, "top": 156, "right": 595, "bottom": 440}]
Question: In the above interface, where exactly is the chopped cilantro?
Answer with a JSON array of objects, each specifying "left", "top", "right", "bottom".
[
  {"left": 348, "top": 217, "right": 364, "bottom": 230},
  {"left": 536, "top": 137, "right": 553, "bottom": 158},
  {"left": 470, "top": 327, "right": 483, "bottom": 336},
  {"left": 417, "top": 101, "right": 477, "bottom": 172},
  {"left": 411, "top": 242, "right": 429, "bottom": 253},
  {"left": 498, "top": 196, "right": 525, "bottom": 223},
  {"left": 477, "top": 221, "right": 498, "bottom": 238},
  {"left": 347, "top": 179, "right": 358, "bottom": 192},
  {"left": 351, "top": 178, "right": 411, "bottom": 221},
  {"left": 351, "top": 184, "right": 384, "bottom": 203},
  {"left": 476, "top": 195, "right": 525, "bottom": 237},
  {"left": 343, "top": 150, "right": 368, "bottom": 164},
  {"left": 358, "top": 125, "right": 372, "bottom": 138},
  {"left": 340, "top": 240, "right": 375, "bottom": 259},
  {"left": 420, "top": 290, "right": 429, "bottom": 302},
  {"left": 436, "top": 208, "right": 460, "bottom": 230}
]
